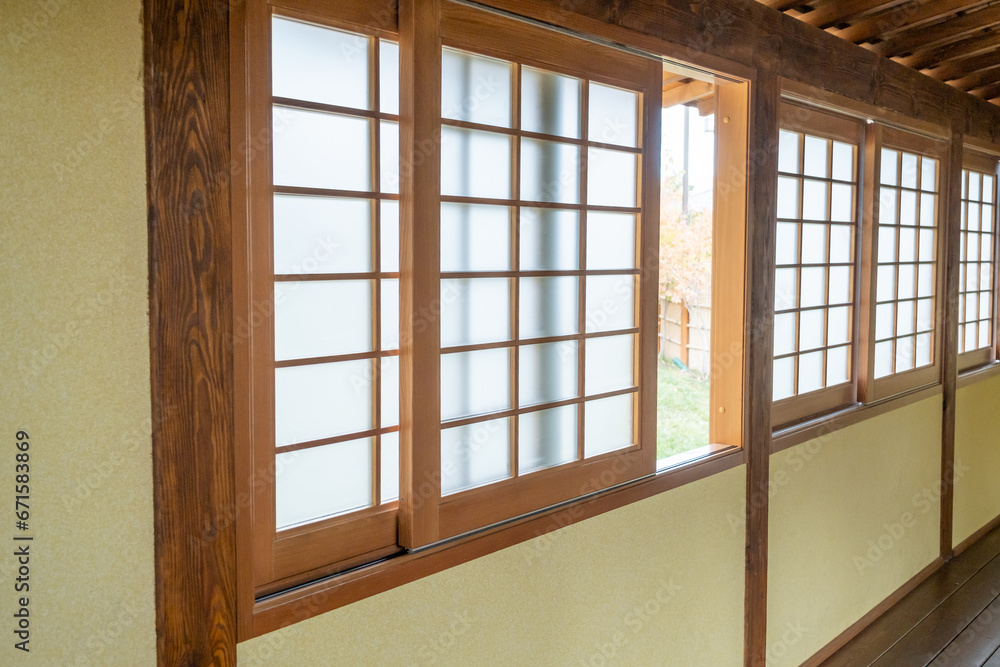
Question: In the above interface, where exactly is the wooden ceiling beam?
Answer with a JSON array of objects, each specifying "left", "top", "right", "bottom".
[
  {"left": 897, "top": 26, "right": 1000, "bottom": 69},
  {"left": 662, "top": 80, "right": 714, "bottom": 107},
  {"left": 799, "top": 0, "right": 907, "bottom": 28},
  {"left": 949, "top": 64, "right": 1000, "bottom": 90},
  {"left": 758, "top": 0, "right": 807, "bottom": 9},
  {"left": 970, "top": 80, "right": 1000, "bottom": 100},
  {"left": 836, "top": 0, "right": 988, "bottom": 45},
  {"left": 924, "top": 43, "right": 1000, "bottom": 79},
  {"left": 870, "top": 3, "right": 1000, "bottom": 58}
]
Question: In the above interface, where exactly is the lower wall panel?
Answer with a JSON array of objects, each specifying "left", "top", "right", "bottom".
[
  {"left": 766, "top": 397, "right": 943, "bottom": 667},
  {"left": 954, "top": 374, "right": 1000, "bottom": 548},
  {"left": 238, "top": 466, "right": 746, "bottom": 666}
]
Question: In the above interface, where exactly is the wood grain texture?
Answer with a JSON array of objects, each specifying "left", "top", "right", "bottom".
[{"left": 145, "top": 0, "right": 237, "bottom": 665}]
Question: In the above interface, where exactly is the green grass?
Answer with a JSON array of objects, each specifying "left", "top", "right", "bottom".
[{"left": 656, "top": 360, "right": 710, "bottom": 461}]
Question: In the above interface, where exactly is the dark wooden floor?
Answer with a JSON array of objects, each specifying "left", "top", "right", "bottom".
[{"left": 823, "top": 523, "right": 1000, "bottom": 667}]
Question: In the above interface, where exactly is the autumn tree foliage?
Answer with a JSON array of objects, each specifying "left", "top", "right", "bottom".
[{"left": 659, "top": 161, "right": 713, "bottom": 307}]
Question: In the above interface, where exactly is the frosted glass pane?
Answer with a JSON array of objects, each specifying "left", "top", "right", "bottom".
[
  {"left": 881, "top": 149, "right": 898, "bottom": 185},
  {"left": 827, "top": 345, "right": 850, "bottom": 386},
  {"left": 876, "top": 303, "right": 895, "bottom": 340},
  {"left": 800, "top": 309, "right": 825, "bottom": 351},
  {"left": 982, "top": 291, "right": 993, "bottom": 320},
  {"left": 778, "top": 131, "right": 800, "bottom": 174},
  {"left": 522, "top": 138, "right": 580, "bottom": 204},
  {"left": 878, "top": 226, "right": 897, "bottom": 264},
  {"left": 586, "top": 275, "right": 634, "bottom": 333},
  {"left": 381, "top": 432, "right": 399, "bottom": 503},
  {"left": 774, "top": 313, "right": 797, "bottom": 357},
  {"left": 275, "top": 281, "right": 372, "bottom": 361},
  {"left": 896, "top": 336, "right": 915, "bottom": 371},
  {"left": 798, "top": 351, "right": 824, "bottom": 394},
  {"left": 274, "top": 195, "right": 371, "bottom": 274},
  {"left": 916, "top": 333, "right": 932, "bottom": 366},
  {"left": 880, "top": 189, "right": 898, "bottom": 224},
  {"left": 899, "top": 227, "right": 917, "bottom": 262},
  {"left": 980, "top": 321, "right": 991, "bottom": 348},
  {"left": 588, "top": 148, "right": 637, "bottom": 208},
  {"left": 832, "top": 141, "right": 854, "bottom": 182},
  {"left": 831, "top": 184, "right": 854, "bottom": 222},
  {"left": 828, "top": 306, "right": 850, "bottom": 346},
  {"left": 802, "top": 180, "right": 828, "bottom": 221},
  {"left": 441, "top": 203, "right": 511, "bottom": 272},
  {"left": 441, "top": 127, "right": 511, "bottom": 199},
  {"left": 922, "top": 158, "right": 937, "bottom": 191},
  {"left": 584, "top": 394, "right": 633, "bottom": 457},
  {"left": 275, "top": 361, "right": 372, "bottom": 445},
  {"left": 970, "top": 173, "right": 982, "bottom": 200},
  {"left": 800, "top": 267, "right": 826, "bottom": 308},
  {"left": 899, "top": 191, "right": 917, "bottom": 226},
  {"left": 273, "top": 108, "right": 371, "bottom": 191},
  {"left": 967, "top": 263, "right": 979, "bottom": 291},
  {"left": 380, "top": 122, "right": 399, "bottom": 194},
  {"left": 919, "top": 229, "right": 936, "bottom": 261},
  {"left": 587, "top": 213, "right": 636, "bottom": 269},
  {"left": 777, "top": 177, "right": 800, "bottom": 220},
  {"left": 520, "top": 341, "right": 578, "bottom": 406},
  {"left": 963, "top": 171, "right": 968, "bottom": 198},
  {"left": 874, "top": 341, "right": 893, "bottom": 378},
  {"left": 381, "top": 201, "right": 399, "bottom": 273},
  {"left": 803, "top": 136, "right": 828, "bottom": 178},
  {"left": 441, "top": 48, "right": 511, "bottom": 127},
  {"left": 830, "top": 225, "right": 853, "bottom": 264},
  {"left": 275, "top": 438, "right": 372, "bottom": 529},
  {"left": 381, "top": 355, "right": 399, "bottom": 428},
  {"left": 876, "top": 265, "right": 896, "bottom": 302},
  {"left": 776, "top": 222, "right": 799, "bottom": 265},
  {"left": 983, "top": 206, "right": 995, "bottom": 232},
  {"left": 901, "top": 153, "right": 918, "bottom": 189},
  {"left": 521, "top": 66, "right": 581, "bottom": 139},
  {"left": 968, "top": 233, "right": 980, "bottom": 262},
  {"left": 520, "top": 277, "right": 579, "bottom": 338},
  {"left": 380, "top": 41, "right": 399, "bottom": 115},
  {"left": 969, "top": 203, "right": 981, "bottom": 232},
  {"left": 441, "top": 279, "right": 510, "bottom": 347},
  {"left": 775, "top": 268, "right": 798, "bottom": 310},
  {"left": 588, "top": 82, "right": 637, "bottom": 147},
  {"left": 585, "top": 334, "right": 634, "bottom": 395},
  {"left": 382, "top": 279, "right": 399, "bottom": 349},
  {"left": 520, "top": 208, "right": 579, "bottom": 270},
  {"left": 917, "top": 266, "right": 934, "bottom": 301},
  {"left": 441, "top": 419, "right": 511, "bottom": 495},
  {"left": 773, "top": 357, "right": 795, "bottom": 401},
  {"left": 964, "top": 324, "right": 975, "bottom": 352},
  {"left": 441, "top": 349, "right": 510, "bottom": 420},
  {"left": 985, "top": 176, "right": 995, "bottom": 203},
  {"left": 920, "top": 194, "right": 937, "bottom": 227},
  {"left": 981, "top": 233, "right": 993, "bottom": 262},
  {"left": 801, "top": 224, "right": 828, "bottom": 264},
  {"left": 519, "top": 405, "right": 577, "bottom": 474},
  {"left": 897, "top": 299, "right": 915, "bottom": 336},
  {"left": 916, "top": 298, "right": 933, "bottom": 333},
  {"left": 272, "top": 18, "right": 369, "bottom": 109}
]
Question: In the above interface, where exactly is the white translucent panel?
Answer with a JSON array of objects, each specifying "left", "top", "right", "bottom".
[
  {"left": 774, "top": 312, "right": 797, "bottom": 357},
  {"left": 275, "top": 361, "right": 372, "bottom": 445},
  {"left": 520, "top": 340, "right": 578, "bottom": 406},
  {"left": 588, "top": 148, "right": 637, "bottom": 208},
  {"left": 876, "top": 303, "right": 895, "bottom": 340},
  {"left": 916, "top": 298, "right": 934, "bottom": 333},
  {"left": 897, "top": 264, "right": 915, "bottom": 300},
  {"left": 441, "top": 127, "right": 511, "bottom": 199},
  {"left": 897, "top": 299, "right": 915, "bottom": 336},
  {"left": 830, "top": 225, "right": 854, "bottom": 264},
  {"left": 381, "top": 279, "right": 399, "bottom": 349},
  {"left": 521, "top": 138, "right": 580, "bottom": 204},
  {"left": 874, "top": 340, "right": 893, "bottom": 378},
  {"left": 985, "top": 176, "right": 996, "bottom": 203},
  {"left": 441, "top": 278, "right": 510, "bottom": 347},
  {"left": 827, "top": 345, "right": 850, "bottom": 386},
  {"left": 876, "top": 265, "right": 896, "bottom": 303},
  {"left": 803, "top": 136, "right": 829, "bottom": 178},
  {"left": 901, "top": 153, "right": 918, "bottom": 189},
  {"left": 275, "top": 281, "right": 372, "bottom": 361},
  {"left": 831, "top": 184, "right": 854, "bottom": 223},
  {"left": 587, "top": 212, "right": 636, "bottom": 269},
  {"left": 968, "top": 233, "right": 980, "bottom": 262},
  {"left": 519, "top": 405, "right": 578, "bottom": 474},
  {"left": 520, "top": 277, "right": 579, "bottom": 338},
  {"left": 380, "top": 122, "right": 399, "bottom": 194},
  {"left": 441, "top": 419, "right": 511, "bottom": 495},
  {"left": 381, "top": 355, "right": 399, "bottom": 428},
  {"left": 272, "top": 17, "right": 369, "bottom": 109},
  {"left": 969, "top": 172, "right": 982, "bottom": 200},
  {"left": 776, "top": 222, "right": 799, "bottom": 265},
  {"left": 778, "top": 130, "right": 800, "bottom": 174},
  {"left": 962, "top": 172, "right": 968, "bottom": 199},
  {"left": 881, "top": 149, "right": 898, "bottom": 185},
  {"left": 273, "top": 108, "right": 371, "bottom": 191},
  {"left": 520, "top": 208, "right": 579, "bottom": 270},
  {"left": 777, "top": 177, "right": 800, "bottom": 220},
  {"left": 802, "top": 180, "right": 828, "bottom": 221},
  {"left": 521, "top": 66, "right": 581, "bottom": 139},
  {"left": 878, "top": 226, "right": 897, "bottom": 264},
  {"left": 441, "top": 349, "right": 510, "bottom": 420},
  {"left": 380, "top": 41, "right": 399, "bottom": 115},
  {"left": 775, "top": 268, "right": 798, "bottom": 310},
  {"left": 441, "top": 48, "right": 511, "bottom": 127},
  {"left": 801, "top": 224, "right": 828, "bottom": 264},
  {"left": 896, "top": 336, "right": 915, "bottom": 371},
  {"left": 584, "top": 394, "right": 633, "bottom": 457},
  {"left": 899, "top": 191, "right": 917, "bottom": 226},
  {"left": 800, "top": 309, "right": 825, "bottom": 351},
  {"left": 829, "top": 266, "right": 852, "bottom": 305},
  {"left": 585, "top": 334, "right": 634, "bottom": 395},
  {"left": 800, "top": 267, "right": 826, "bottom": 308},
  {"left": 981, "top": 291, "right": 993, "bottom": 320},
  {"left": 773, "top": 356, "right": 795, "bottom": 401},
  {"left": 381, "top": 201, "right": 399, "bottom": 273},
  {"left": 980, "top": 321, "right": 991, "bottom": 349},
  {"left": 798, "top": 350, "right": 824, "bottom": 394},
  {"left": 959, "top": 294, "right": 968, "bottom": 321},
  {"left": 961, "top": 203, "right": 970, "bottom": 232},
  {"left": 968, "top": 203, "right": 981, "bottom": 233},
  {"left": 274, "top": 195, "right": 371, "bottom": 275},
  {"left": 588, "top": 82, "right": 638, "bottom": 147},
  {"left": 920, "top": 194, "right": 937, "bottom": 227},
  {"left": 828, "top": 306, "right": 851, "bottom": 346},
  {"left": 585, "top": 275, "right": 634, "bottom": 333},
  {"left": 983, "top": 206, "right": 995, "bottom": 233},
  {"left": 381, "top": 432, "right": 399, "bottom": 503},
  {"left": 880, "top": 189, "right": 898, "bottom": 224},
  {"left": 919, "top": 229, "right": 936, "bottom": 261},
  {"left": 275, "top": 439, "right": 372, "bottom": 530},
  {"left": 921, "top": 158, "right": 937, "bottom": 192},
  {"left": 981, "top": 233, "right": 993, "bottom": 262},
  {"left": 898, "top": 227, "right": 917, "bottom": 262},
  {"left": 967, "top": 263, "right": 980, "bottom": 292},
  {"left": 441, "top": 203, "right": 511, "bottom": 272},
  {"left": 965, "top": 324, "right": 978, "bottom": 352},
  {"left": 832, "top": 141, "right": 855, "bottom": 182}
]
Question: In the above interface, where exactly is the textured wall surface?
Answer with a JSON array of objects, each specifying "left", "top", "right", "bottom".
[
  {"left": 0, "top": 0, "right": 156, "bottom": 663},
  {"left": 954, "top": 374, "right": 1000, "bottom": 547}
]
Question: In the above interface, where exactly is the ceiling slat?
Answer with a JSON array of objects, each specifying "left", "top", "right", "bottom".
[
  {"left": 870, "top": 4, "right": 1000, "bottom": 58},
  {"left": 897, "top": 26, "right": 1000, "bottom": 69},
  {"left": 759, "top": 0, "right": 805, "bottom": 9},
  {"left": 927, "top": 46, "right": 1000, "bottom": 79},
  {"left": 799, "top": 0, "right": 907, "bottom": 28},
  {"left": 970, "top": 80, "right": 1000, "bottom": 99},
  {"left": 836, "top": 0, "right": 988, "bottom": 45},
  {"left": 950, "top": 64, "right": 1000, "bottom": 89}
]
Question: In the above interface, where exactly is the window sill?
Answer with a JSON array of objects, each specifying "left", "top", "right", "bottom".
[{"left": 958, "top": 361, "right": 1000, "bottom": 389}]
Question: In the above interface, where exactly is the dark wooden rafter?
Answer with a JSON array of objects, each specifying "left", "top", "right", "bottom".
[
  {"left": 898, "top": 25, "right": 1000, "bottom": 68},
  {"left": 799, "top": 0, "right": 910, "bottom": 29},
  {"left": 836, "top": 0, "right": 990, "bottom": 46},
  {"left": 870, "top": 4, "right": 1000, "bottom": 58},
  {"left": 927, "top": 44, "right": 1000, "bottom": 80},
  {"left": 950, "top": 64, "right": 1000, "bottom": 90}
]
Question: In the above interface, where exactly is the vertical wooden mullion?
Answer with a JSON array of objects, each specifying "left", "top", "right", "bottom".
[
  {"left": 577, "top": 81, "right": 589, "bottom": 461},
  {"left": 851, "top": 136, "right": 864, "bottom": 401},
  {"left": 992, "top": 163, "right": 1000, "bottom": 361},
  {"left": 511, "top": 63, "right": 521, "bottom": 479},
  {"left": 372, "top": 37, "right": 383, "bottom": 507},
  {"left": 823, "top": 140, "right": 833, "bottom": 387},
  {"left": 795, "top": 138, "right": 805, "bottom": 397},
  {"left": 858, "top": 123, "right": 881, "bottom": 402}
]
